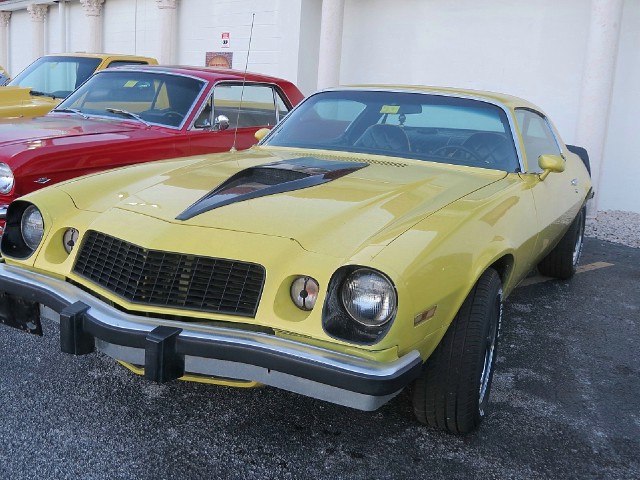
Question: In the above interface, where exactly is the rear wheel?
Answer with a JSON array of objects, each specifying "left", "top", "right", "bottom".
[
  {"left": 537, "top": 207, "right": 586, "bottom": 280},
  {"left": 412, "top": 269, "right": 502, "bottom": 434}
]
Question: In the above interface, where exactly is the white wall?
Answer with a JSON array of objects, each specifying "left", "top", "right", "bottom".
[
  {"left": 8, "top": 8, "right": 31, "bottom": 74},
  {"left": 599, "top": 0, "right": 640, "bottom": 212},
  {"left": 295, "top": 0, "right": 321, "bottom": 94},
  {"left": 67, "top": 1, "right": 89, "bottom": 53},
  {"left": 103, "top": 0, "right": 161, "bottom": 57},
  {"left": 177, "top": 0, "right": 213, "bottom": 66},
  {"left": 46, "top": 5, "right": 61, "bottom": 53},
  {"left": 179, "top": 0, "right": 283, "bottom": 74},
  {"left": 103, "top": 0, "right": 141, "bottom": 55}
]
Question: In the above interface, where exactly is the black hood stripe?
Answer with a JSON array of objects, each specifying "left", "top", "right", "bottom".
[{"left": 176, "top": 157, "right": 368, "bottom": 221}]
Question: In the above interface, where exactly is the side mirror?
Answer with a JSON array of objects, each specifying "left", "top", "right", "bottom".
[
  {"left": 538, "top": 154, "right": 565, "bottom": 180},
  {"left": 214, "top": 115, "right": 230, "bottom": 131},
  {"left": 254, "top": 127, "right": 271, "bottom": 142}
]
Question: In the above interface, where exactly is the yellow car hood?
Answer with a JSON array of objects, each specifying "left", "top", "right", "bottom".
[
  {"left": 0, "top": 85, "right": 58, "bottom": 114},
  {"left": 63, "top": 149, "right": 506, "bottom": 257},
  {"left": 0, "top": 86, "right": 36, "bottom": 102}
]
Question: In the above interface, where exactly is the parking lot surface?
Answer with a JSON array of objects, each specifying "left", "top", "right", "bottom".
[{"left": 0, "top": 237, "right": 638, "bottom": 480}]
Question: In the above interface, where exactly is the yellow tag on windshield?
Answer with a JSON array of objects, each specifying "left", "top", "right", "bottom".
[
  {"left": 380, "top": 105, "right": 400, "bottom": 114},
  {"left": 124, "top": 80, "right": 138, "bottom": 87}
]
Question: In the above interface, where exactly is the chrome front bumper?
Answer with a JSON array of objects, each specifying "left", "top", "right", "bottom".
[{"left": 0, "top": 263, "right": 423, "bottom": 411}]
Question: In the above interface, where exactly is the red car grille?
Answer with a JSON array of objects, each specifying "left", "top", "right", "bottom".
[{"left": 73, "top": 231, "right": 265, "bottom": 317}]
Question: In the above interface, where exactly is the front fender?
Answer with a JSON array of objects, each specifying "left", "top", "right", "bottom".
[{"left": 367, "top": 174, "right": 536, "bottom": 358}]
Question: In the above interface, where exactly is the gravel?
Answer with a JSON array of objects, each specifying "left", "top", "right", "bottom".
[{"left": 586, "top": 210, "right": 640, "bottom": 248}]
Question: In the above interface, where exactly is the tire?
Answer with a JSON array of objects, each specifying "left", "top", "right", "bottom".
[
  {"left": 537, "top": 206, "right": 586, "bottom": 280},
  {"left": 412, "top": 269, "right": 502, "bottom": 434}
]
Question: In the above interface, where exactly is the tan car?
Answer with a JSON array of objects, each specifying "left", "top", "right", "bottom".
[{"left": 0, "top": 53, "right": 157, "bottom": 118}]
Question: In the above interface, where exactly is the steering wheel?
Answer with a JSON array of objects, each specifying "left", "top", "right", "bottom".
[
  {"left": 162, "top": 111, "right": 185, "bottom": 124},
  {"left": 432, "top": 145, "right": 484, "bottom": 163}
]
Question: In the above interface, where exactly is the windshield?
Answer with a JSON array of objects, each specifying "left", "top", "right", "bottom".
[
  {"left": 8, "top": 56, "right": 101, "bottom": 98},
  {"left": 265, "top": 90, "right": 520, "bottom": 171},
  {"left": 56, "top": 70, "right": 206, "bottom": 128}
]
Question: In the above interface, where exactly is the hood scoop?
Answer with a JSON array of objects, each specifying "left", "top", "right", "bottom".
[{"left": 176, "top": 157, "right": 368, "bottom": 221}]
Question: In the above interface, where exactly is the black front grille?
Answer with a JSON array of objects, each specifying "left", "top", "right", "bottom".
[{"left": 73, "top": 231, "right": 265, "bottom": 317}]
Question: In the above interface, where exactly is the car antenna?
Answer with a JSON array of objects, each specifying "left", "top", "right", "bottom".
[{"left": 230, "top": 13, "right": 255, "bottom": 153}]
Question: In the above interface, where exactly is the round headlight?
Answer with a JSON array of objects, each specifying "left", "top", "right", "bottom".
[
  {"left": 290, "top": 276, "right": 319, "bottom": 311},
  {"left": 21, "top": 205, "right": 44, "bottom": 250},
  {"left": 341, "top": 269, "right": 397, "bottom": 327},
  {"left": 0, "top": 162, "right": 15, "bottom": 194}
]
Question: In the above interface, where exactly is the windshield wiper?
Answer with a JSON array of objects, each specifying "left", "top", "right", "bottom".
[
  {"left": 53, "top": 108, "right": 89, "bottom": 119},
  {"left": 105, "top": 108, "right": 151, "bottom": 127},
  {"left": 29, "top": 89, "right": 56, "bottom": 99}
]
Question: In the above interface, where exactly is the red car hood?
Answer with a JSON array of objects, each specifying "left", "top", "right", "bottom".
[{"left": 0, "top": 114, "right": 141, "bottom": 146}]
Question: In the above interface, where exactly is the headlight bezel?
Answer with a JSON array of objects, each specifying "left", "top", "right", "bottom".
[
  {"left": 322, "top": 266, "right": 398, "bottom": 345},
  {"left": 1, "top": 201, "right": 45, "bottom": 259}
]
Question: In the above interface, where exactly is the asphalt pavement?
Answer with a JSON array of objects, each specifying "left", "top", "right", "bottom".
[{"left": 0, "top": 237, "right": 638, "bottom": 480}]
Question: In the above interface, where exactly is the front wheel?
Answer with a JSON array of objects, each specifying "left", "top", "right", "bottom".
[{"left": 412, "top": 268, "right": 503, "bottom": 434}]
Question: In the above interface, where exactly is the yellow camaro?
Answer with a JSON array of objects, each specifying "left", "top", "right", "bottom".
[{"left": 0, "top": 86, "right": 592, "bottom": 433}]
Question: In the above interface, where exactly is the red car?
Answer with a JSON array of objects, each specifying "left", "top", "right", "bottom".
[{"left": 0, "top": 65, "right": 303, "bottom": 230}]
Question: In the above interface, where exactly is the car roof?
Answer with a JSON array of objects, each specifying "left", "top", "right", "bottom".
[
  {"left": 335, "top": 84, "right": 543, "bottom": 112},
  {"left": 99, "top": 64, "right": 296, "bottom": 85}
]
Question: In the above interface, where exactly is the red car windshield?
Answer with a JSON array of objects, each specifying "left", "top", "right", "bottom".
[{"left": 56, "top": 70, "right": 206, "bottom": 128}]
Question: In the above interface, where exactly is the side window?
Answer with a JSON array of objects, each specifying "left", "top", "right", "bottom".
[
  {"left": 213, "top": 84, "right": 281, "bottom": 128},
  {"left": 515, "top": 109, "right": 561, "bottom": 173}
]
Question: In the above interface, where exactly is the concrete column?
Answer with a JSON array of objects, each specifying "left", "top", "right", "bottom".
[
  {"left": 59, "top": 0, "right": 69, "bottom": 53},
  {"left": 574, "top": 0, "right": 624, "bottom": 212},
  {"left": 80, "top": 0, "right": 105, "bottom": 53},
  {"left": 156, "top": 0, "right": 179, "bottom": 64},
  {"left": 27, "top": 4, "right": 48, "bottom": 60},
  {"left": 0, "top": 12, "right": 10, "bottom": 73},
  {"left": 317, "top": 0, "right": 345, "bottom": 89}
]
